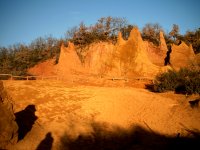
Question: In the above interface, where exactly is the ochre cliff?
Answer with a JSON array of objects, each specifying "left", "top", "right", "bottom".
[{"left": 28, "top": 27, "right": 196, "bottom": 79}]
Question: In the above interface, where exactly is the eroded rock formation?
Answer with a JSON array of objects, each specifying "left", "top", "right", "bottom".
[
  {"left": 84, "top": 42, "right": 115, "bottom": 76},
  {"left": 28, "top": 27, "right": 196, "bottom": 79},
  {"left": 0, "top": 81, "right": 18, "bottom": 149},
  {"left": 57, "top": 42, "right": 83, "bottom": 79},
  {"left": 115, "top": 27, "right": 160, "bottom": 76},
  {"left": 28, "top": 59, "right": 57, "bottom": 76},
  {"left": 117, "top": 32, "right": 126, "bottom": 46},
  {"left": 171, "top": 41, "right": 195, "bottom": 69},
  {"left": 159, "top": 31, "right": 168, "bottom": 53},
  {"left": 145, "top": 31, "right": 168, "bottom": 66}
]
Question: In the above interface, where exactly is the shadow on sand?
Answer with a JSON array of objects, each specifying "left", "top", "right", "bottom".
[
  {"left": 15, "top": 104, "right": 38, "bottom": 141},
  {"left": 59, "top": 121, "right": 200, "bottom": 150},
  {"left": 36, "top": 132, "right": 54, "bottom": 150}
]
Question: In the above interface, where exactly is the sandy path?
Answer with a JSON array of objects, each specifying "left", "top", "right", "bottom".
[{"left": 3, "top": 80, "right": 200, "bottom": 150}]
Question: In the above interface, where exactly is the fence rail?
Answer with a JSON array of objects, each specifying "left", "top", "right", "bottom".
[
  {"left": 0, "top": 74, "right": 59, "bottom": 81},
  {"left": 0, "top": 74, "right": 154, "bottom": 82},
  {"left": 106, "top": 77, "right": 153, "bottom": 81}
]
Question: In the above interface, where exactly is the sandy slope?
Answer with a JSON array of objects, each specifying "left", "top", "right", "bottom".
[{"left": 3, "top": 80, "right": 200, "bottom": 150}]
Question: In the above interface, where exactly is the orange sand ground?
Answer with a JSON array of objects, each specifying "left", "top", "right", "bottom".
[{"left": 3, "top": 80, "right": 200, "bottom": 150}]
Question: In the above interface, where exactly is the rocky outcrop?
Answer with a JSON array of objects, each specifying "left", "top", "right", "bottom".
[
  {"left": 116, "top": 27, "right": 160, "bottom": 77},
  {"left": 171, "top": 41, "right": 195, "bottom": 70},
  {"left": 28, "top": 27, "right": 196, "bottom": 79},
  {"left": 28, "top": 42, "right": 82, "bottom": 78},
  {"left": 83, "top": 27, "right": 162, "bottom": 77},
  {"left": 145, "top": 41, "right": 164, "bottom": 66},
  {"left": 117, "top": 32, "right": 126, "bottom": 46},
  {"left": 159, "top": 31, "right": 168, "bottom": 53},
  {"left": 0, "top": 81, "right": 18, "bottom": 149},
  {"left": 84, "top": 42, "right": 115, "bottom": 76},
  {"left": 84, "top": 30, "right": 157, "bottom": 77},
  {"left": 57, "top": 42, "right": 83, "bottom": 79},
  {"left": 28, "top": 59, "right": 57, "bottom": 76},
  {"left": 145, "top": 31, "right": 168, "bottom": 66}
]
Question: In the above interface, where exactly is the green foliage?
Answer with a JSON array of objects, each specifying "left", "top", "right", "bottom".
[
  {"left": 0, "top": 36, "right": 61, "bottom": 75},
  {"left": 141, "top": 23, "right": 163, "bottom": 46},
  {"left": 162, "top": 26, "right": 200, "bottom": 54},
  {"left": 120, "top": 25, "right": 137, "bottom": 40},
  {"left": 66, "top": 16, "right": 128, "bottom": 47},
  {"left": 169, "top": 24, "right": 180, "bottom": 42},
  {"left": 154, "top": 68, "right": 200, "bottom": 94},
  {"left": 183, "top": 28, "right": 200, "bottom": 54}
]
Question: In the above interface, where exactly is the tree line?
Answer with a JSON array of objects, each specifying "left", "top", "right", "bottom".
[
  {"left": 0, "top": 36, "right": 62, "bottom": 75},
  {"left": 0, "top": 16, "right": 200, "bottom": 76}
]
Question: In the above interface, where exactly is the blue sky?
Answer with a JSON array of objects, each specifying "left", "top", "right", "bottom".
[{"left": 0, "top": 0, "right": 200, "bottom": 47}]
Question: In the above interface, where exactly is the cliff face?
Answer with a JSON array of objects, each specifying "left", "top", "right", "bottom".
[
  {"left": 159, "top": 31, "right": 168, "bottom": 54},
  {"left": 145, "top": 31, "right": 168, "bottom": 67},
  {"left": 145, "top": 41, "right": 164, "bottom": 66},
  {"left": 83, "top": 27, "right": 162, "bottom": 77},
  {"left": 28, "top": 27, "right": 196, "bottom": 79},
  {"left": 57, "top": 42, "right": 83, "bottom": 78},
  {"left": 115, "top": 27, "right": 160, "bottom": 77},
  {"left": 84, "top": 42, "right": 115, "bottom": 76},
  {"left": 0, "top": 81, "right": 18, "bottom": 149},
  {"left": 117, "top": 32, "right": 126, "bottom": 46},
  {"left": 171, "top": 42, "right": 195, "bottom": 70},
  {"left": 28, "top": 59, "right": 56, "bottom": 76}
]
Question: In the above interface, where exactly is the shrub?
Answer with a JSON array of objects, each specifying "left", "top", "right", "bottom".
[{"left": 154, "top": 68, "right": 200, "bottom": 94}]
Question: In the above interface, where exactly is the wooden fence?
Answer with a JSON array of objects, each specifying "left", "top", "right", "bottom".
[
  {"left": 0, "top": 73, "right": 154, "bottom": 82},
  {"left": 106, "top": 77, "right": 153, "bottom": 81},
  {"left": 0, "top": 74, "right": 59, "bottom": 80}
]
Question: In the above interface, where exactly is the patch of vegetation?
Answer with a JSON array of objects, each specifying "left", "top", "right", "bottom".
[
  {"left": 0, "top": 36, "right": 62, "bottom": 76},
  {"left": 153, "top": 68, "right": 200, "bottom": 94},
  {"left": 66, "top": 17, "right": 129, "bottom": 47}
]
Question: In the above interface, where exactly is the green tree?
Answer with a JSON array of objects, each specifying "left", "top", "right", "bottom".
[
  {"left": 0, "top": 47, "right": 11, "bottom": 74},
  {"left": 66, "top": 16, "right": 128, "bottom": 46},
  {"left": 65, "top": 26, "right": 79, "bottom": 41},
  {"left": 142, "top": 23, "right": 163, "bottom": 46},
  {"left": 120, "top": 25, "right": 136, "bottom": 40},
  {"left": 184, "top": 28, "right": 200, "bottom": 54},
  {"left": 169, "top": 24, "right": 179, "bottom": 43}
]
